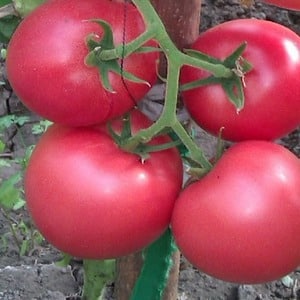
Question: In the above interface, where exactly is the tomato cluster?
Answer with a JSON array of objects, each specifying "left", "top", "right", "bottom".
[
  {"left": 7, "top": 0, "right": 183, "bottom": 259},
  {"left": 6, "top": 0, "right": 300, "bottom": 286},
  {"left": 175, "top": 18, "right": 300, "bottom": 284}
]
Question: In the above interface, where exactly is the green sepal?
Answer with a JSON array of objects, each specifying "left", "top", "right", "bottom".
[
  {"left": 223, "top": 42, "right": 252, "bottom": 73},
  {"left": 184, "top": 48, "right": 223, "bottom": 65},
  {"left": 85, "top": 19, "right": 150, "bottom": 93},
  {"left": 221, "top": 42, "right": 252, "bottom": 110},
  {"left": 130, "top": 228, "right": 177, "bottom": 300},
  {"left": 221, "top": 74, "right": 245, "bottom": 111},
  {"left": 108, "top": 114, "right": 182, "bottom": 162},
  {"left": 107, "top": 113, "right": 132, "bottom": 146},
  {"left": 182, "top": 42, "right": 252, "bottom": 111}
]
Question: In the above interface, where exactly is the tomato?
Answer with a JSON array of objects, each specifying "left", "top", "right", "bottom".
[
  {"left": 180, "top": 19, "right": 300, "bottom": 142},
  {"left": 6, "top": 0, "right": 158, "bottom": 127},
  {"left": 263, "top": 0, "right": 300, "bottom": 10},
  {"left": 171, "top": 141, "right": 300, "bottom": 284},
  {"left": 24, "top": 110, "right": 183, "bottom": 259}
]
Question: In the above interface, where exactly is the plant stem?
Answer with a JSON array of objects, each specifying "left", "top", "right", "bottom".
[
  {"left": 82, "top": 259, "right": 116, "bottom": 300},
  {"left": 100, "top": 28, "right": 157, "bottom": 60},
  {"left": 110, "top": 0, "right": 232, "bottom": 168}
]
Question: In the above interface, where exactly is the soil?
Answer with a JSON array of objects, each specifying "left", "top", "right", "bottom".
[{"left": 1, "top": 0, "right": 300, "bottom": 299}]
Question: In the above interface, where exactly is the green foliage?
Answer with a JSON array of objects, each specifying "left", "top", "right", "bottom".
[
  {"left": 31, "top": 119, "right": 52, "bottom": 135},
  {"left": 0, "top": 114, "right": 30, "bottom": 129},
  {"left": 0, "top": 211, "right": 44, "bottom": 256},
  {"left": 0, "top": 173, "right": 24, "bottom": 210},
  {"left": 0, "top": 115, "right": 48, "bottom": 256},
  {"left": 0, "top": 0, "right": 12, "bottom": 6},
  {"left": 0, "top": 15, "right": 20, "bottom": 43}
]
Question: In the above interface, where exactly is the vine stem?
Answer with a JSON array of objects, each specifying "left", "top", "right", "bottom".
[
  {"left": 82, "top": 259, "right": 115, "bottom": 300},
  {"left": 114, "top": 0, "right": 229, "bottom": 168}
]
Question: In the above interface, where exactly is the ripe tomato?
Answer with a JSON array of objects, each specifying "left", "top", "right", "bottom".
[
  {"left": 24, "top": 110, "right": 183, "bottom": 259},
  {"left": 171, "top": 141, "right": 300, "bottom": 284},
  {"left": 263, "top": 0, "right": 300, "bottom": 10},
  {"left": 181, "top": 19, "right": 300, "bottom": 141},
  {"left": 6, "top": 0, "right": 158, "bottom": 127}
]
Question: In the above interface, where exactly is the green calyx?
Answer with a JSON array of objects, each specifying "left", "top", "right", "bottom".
[
  {"left": 108, "top": 113, "right": 182, "bottom": 162},
  {"left": 85, "top": 19, "right": 150, "bottom": 93},
  {"left": 181, "top": 42, "right": 252, "bottom": 111}
]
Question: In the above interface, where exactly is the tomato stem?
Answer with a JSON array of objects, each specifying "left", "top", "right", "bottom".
[{"left": 82, "top": 259, "right": 115, "bottom": 300}]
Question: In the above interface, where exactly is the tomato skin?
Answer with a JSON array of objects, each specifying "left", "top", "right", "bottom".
[
  {"left": 6, "top": 0, "right": 158, "bottom": 127},
  {"left": 24, "top": 111, "right": 183, "bottom": 259},
  {"left": 264, "top": 0, "right": 300, "bottom": 10},
  {"left": 181, "top": 19, "right": 300, "bottom": 142},
  {"left": 171, "top": 141, "right": 300, "bottom": 284}
]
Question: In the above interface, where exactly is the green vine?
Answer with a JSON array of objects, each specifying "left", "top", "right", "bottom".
[{"left": 97, "top": 0, "right": 247, "bottom": 169}]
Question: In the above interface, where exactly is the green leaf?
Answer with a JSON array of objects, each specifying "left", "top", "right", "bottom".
[
  {"left": 31, "top": 119, "right": 52, "bottom": 135},
  {"left": 0, "top": 0, "right": 12, "bottom": 7},
  {"left": 0, "top": 15, "right": 20, "bottom": 43},
  {"left": 0, "top": 234, "right": 8, "bottom": 252},
  {"left": 0, "top": 114, "right": 30, "bottom": 129},
  {"left": 85, "top": 19, "right": 150, "bottom": 92},
  {"left": 0, "top": 172, "right": 23, "bottom": 210},
  {"left": 12, "top": 197, "right": 25, "bottom": 210},
  {"left": 19, "top": 239, "right": 29, "bottom": 256},
  {"left": 0, "top": 139, "right": 5, "bottom": 152}
]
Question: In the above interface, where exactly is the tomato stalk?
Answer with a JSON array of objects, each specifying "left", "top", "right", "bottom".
[
  {"left": 82, "top": 259, "right": 115, "bottom": 300},
  {"left": 89, "top": 0, "right": 247, "bottom": 168},
  {"left": 101, "top": 0, "right": 245, "bottom": 169}
]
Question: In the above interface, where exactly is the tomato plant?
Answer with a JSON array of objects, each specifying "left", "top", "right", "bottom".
[
  {"left": 171, "top": 141, "right": 300, "bottom": 284},
  {"left": 24, "top": 110, "right": 183, "bottom": 259},
  {"left": 180, "top": 19, "right": 300, "bottom": 142},
  {"left": 6, "top": 0, "right": 158, "bottom": 127},
  {"left": 263, "top": 0, "right": 300, "bottom": 10}
]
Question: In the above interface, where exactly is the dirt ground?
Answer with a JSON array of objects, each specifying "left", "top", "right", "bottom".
[{"left": 1, "top": 0, "right": 300, "bottom": 299}]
